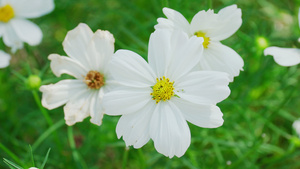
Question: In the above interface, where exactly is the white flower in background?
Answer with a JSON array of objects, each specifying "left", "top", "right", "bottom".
[
  {"left": 264, "top": 8, "right": 300, "bottom": 66},
  {"left": 155, "top": 4, "right": 244, "bottom": 81},
  {"left": 0, "top": 50, "right": 10, "bottom": 68},
  {"left": 0, "top": 0, "right": 54, "bottom": 53},
  {"left": 293, "top": 119, "right": 300, "bottom": 137},
  {"left": 29, "top": 167, "right": 38, "bottom": 169},
  {"left": 103, "top": 30, "right": 231, "bottom": 158},
  {"left": 40, "top": 23, "right": 115, "bottom": 126}
]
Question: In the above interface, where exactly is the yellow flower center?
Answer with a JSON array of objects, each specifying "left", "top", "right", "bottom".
[
  {"left": 194, "top": 31, "right": 210, "bottom": 48},
  {"left": 150, "top": 76, "right": 174, "bottom": 104},
  {"left": 84, "top": 71, "right": 105, "bottom": 89},
  {"left": 0, "top": 4, "right": 14, "bottom": 23}
]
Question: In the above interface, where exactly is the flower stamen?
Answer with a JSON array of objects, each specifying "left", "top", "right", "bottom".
[
  {"left": 84, "top": 71, "right": 105, "bottom": 89},
  {"left": 0, "top": 4, "right": 14, "bottom": 22},
  {"left": 194, "top": 31, "right": 210, "bottom": 48},
  {"left": 150, "top": 76, "right": 174, "bottom": 104}
]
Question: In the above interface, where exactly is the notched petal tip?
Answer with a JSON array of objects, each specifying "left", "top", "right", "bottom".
[
  {"left": 48, "top": 53, "right": 60, "bottom": 60},
  {"left": 62, "top": 22, "right": 93, "bottom": 47},
  {"left": 162, "top": 7, "right": 173, "bottom": 14},
  {"left": 94, "top": 29, "right": 115, "bottom": 43}
]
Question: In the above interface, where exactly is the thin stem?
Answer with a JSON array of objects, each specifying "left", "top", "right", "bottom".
[
  {"left": 122, "top": 147, "right": 129, "bottom": 169},
  {"left": 0, "top": 142, "right": 24, "bottom": 166},
  {"left": 31, "top": 90, "right": 62, "bottom": 150},
  {"left": 207, "top": 0, "right": 212, "bottom": 9},
  {"left": 31, "top": 90, "right": 53, "bottom": 126},
  {"left": 138, "top": 149, "right": 146, "bottom": 169},
  {"left": 68, "top": 126, "right": 88, "bottom": 169},
  {"left": 32, "top": 119, "right": 65, "bottom": 151}
]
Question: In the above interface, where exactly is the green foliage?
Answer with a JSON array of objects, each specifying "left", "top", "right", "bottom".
[{"left": 1, "top": 0, "right": 300, "bottom": 168}]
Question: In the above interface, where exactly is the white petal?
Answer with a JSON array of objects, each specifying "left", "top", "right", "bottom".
[
  {"left": 175, "top": 71, "right": 230, "bottom": 105},
  {"left": 0, "top": 24, "right": 5, "bottom": 37},
  {"left": 110, "top": 49, "right": 156, "bottom": 87},
  {"left": 2, "top": 23, "right": 23, "bottom": 51},
  {"left": 190, "top": 5, "right": 242, "bottom": 41},
  {"left": 173, "top": 98, "right": 224, "bottom": 128},
  {"left": 9, "top": 0, "right": 54, "bottom": 18},
  {"left": 0, "top": 50, "right": 11, "bottom": 68},
  {"left": 155, "top": 18, "right": 176, "bottom": 30},
  {"left": 103, "top": 87, "right": 152, "bottom": 116},
  {"left": 293, "top": 119, "right": 300, "bottom": 136},
  {"left": 62, "top": 23, "right": 94, "bottom": 68},
  {"left": 197, "top": 42, "right": 244, "bottom": 81},
  {"left": 149, "top": 101, "right": 191, "bottom": 158},
  {"left": 116, "top": 102, "right": 155, "bottom": 148},
  {"left": 166, "top": 31, "right": 204, "bottom": 81},
  {"left": 190, "top": 9, "right": 219, "bottom": 35},
  {"left": 64, "top": 91, "right": 93, "bottom": 126},
  {"left": 155, "top": 7, "right": 190, "bottom": 34},
  {"left": 87, "top": 29, "right": 115, "bottom": 72},
  {"left": 148, "top": 30, "right": 172, "bottom": 77},
  {"left": 48, "top": 54, "right": 88, "bottom": 79},
  {"left": 39, "top": 79, "right": 86, "bottom": 110},
  {"left": 89, "top": 88, "right": 105, "bottom": 126},
  {"left": 209, "top": 4, "right": 242, "bottom": 41},
  {"left": 264, "top": 47, "right": 300, "bottom": 66},
  {"left": 10, "top": 18, "right": 42, "bottom": 46}
]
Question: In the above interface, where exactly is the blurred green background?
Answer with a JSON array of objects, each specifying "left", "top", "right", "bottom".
[{"left": 1, "top": 0, "right": 300, "bottom": 168}]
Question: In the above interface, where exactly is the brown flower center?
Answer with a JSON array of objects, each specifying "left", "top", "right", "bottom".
[{"left": 84, "top": 71, "right": 105, "bottom": 89}]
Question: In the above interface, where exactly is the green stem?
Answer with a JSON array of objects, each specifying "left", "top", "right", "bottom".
[
  {"left": 32, "top": 119, "right": 65, "bottom": 151},
  {"left": 207, "top": 0, "right": 212, "bottom": 9},
  {"left": 138, "top": 149, "right": 146, "bottom": 169},
  {"left": 31, "top": 90, "right": 63, "bottom": 150},
  {"left": 0, "top": 142, "right": 24, "bottom": 166},
  {"left": 122, "top": 147, "right": 129, "bottom": 169},
  {"left": 68, "top": 126, "right": 88, "bottom": 169},
  {"left": 31, "top": 90, "right": 53, "bottom": 126}
]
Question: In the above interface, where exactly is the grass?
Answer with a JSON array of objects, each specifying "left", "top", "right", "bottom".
[{"left": 1, "top": 0, "right": 300, "bottom": 168}]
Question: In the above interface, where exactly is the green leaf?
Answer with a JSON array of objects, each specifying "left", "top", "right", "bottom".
[
  {"left": 3, "top": 158, "right": 23, "bottom": 169},
  {"left": 40, "top": 148, "right": 51, "bottom": 169}
]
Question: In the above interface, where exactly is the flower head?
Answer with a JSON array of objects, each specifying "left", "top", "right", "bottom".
[
  {"left": 0, "top": 0, "right": 54, "bottom": 52},
  {"left": 40, "top": 23, "right": 115, "bottom": 126},
  {"left": 0, "top": 50, "right": 10, "bottom": 68},
  {"left": 264, "top": 8, "right": 300, "bottom": 66},
  {"left": 155, "top": 5, "right": 244, "bottom": 81},
  {"left": 103, "top": 30, "right": 231, "bottom": 158}
]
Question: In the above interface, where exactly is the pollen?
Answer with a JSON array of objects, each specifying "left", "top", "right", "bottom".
[
  {"left": 0, "top": 4, "right": 14, "bottom": 23},
  {"left": 84, "top": 71, "right": 105, "bottom": 89},
  {"left": 194, "top": 31, "right": 210, "bottom": 48},
  {"left": 150, "top": 76, "right": 175, "bottom": 104}
]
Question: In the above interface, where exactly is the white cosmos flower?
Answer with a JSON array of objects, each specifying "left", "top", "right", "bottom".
[
  {"left": 0, "top": 0, "right": 54, "bottom": 53},
  {"left": 0, "top": 50, "right": 10, "bottom": 68},
  {"left": 103, "top": 30, "right": 231, "bottom": 158},
  {"left": 155, "top": 4, "right": 244, "bottom": 81},
  {"left": 29, "top": 167, "right": 38, "bottom": 169},
  {"left": 264, "top": 8, "right": 300, "bottom": 66},
  {"left": 40, "top": 23, "right": 115, "bottom": 126}
]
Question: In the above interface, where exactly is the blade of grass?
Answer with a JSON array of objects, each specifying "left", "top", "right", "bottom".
[
  {"left": 3, "top": 158, "right": 23, "bottom": 169},
  {"left": 29, "top": 145, "right": 35, "bottom": 167},
  {"left": 0, "top": 143, "right": 23, "bottom": 166},
  {"left": 40, "top": 148, "right": 51, "bottom": 169},
  {"left": 32, "top": 119, "right": 64, "bottom": 151}
]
